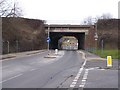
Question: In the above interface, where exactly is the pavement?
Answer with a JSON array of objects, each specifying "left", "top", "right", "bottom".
[
  {"left": 80, "top": 50, "right": 119, "bottom": 70},
  {"left": 0, "top": 50, "right": 46, "bottom": 60},
  {"left": 81, "top": 50, "right": 106, "bottom": 60}
]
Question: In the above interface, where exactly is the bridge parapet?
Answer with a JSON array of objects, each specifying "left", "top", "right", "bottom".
[
  {"left": 46, "top": 29, "right": 89, "bottom": 35},
  {"left": 45, "top": 24, "right": 96, "bottom": 50}
]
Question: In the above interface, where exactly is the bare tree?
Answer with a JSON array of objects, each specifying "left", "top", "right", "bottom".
[
  {"left": 0, "top": 0, "right": 23, "bottom": 17},
  {"left": 82, "top": 16, "right": 95, "bottom": 25},
  {"left": 100, "top": 13, "right": 113, "bottom": 19},
  {"left": 81, "top": 13, "right": 113, "bottom": 25}
]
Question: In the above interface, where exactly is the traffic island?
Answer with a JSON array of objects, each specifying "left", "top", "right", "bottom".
[
  {"left": 44, "top": 49, "right": 61, "bottom": 58},
  {"left": 44, "top": 53, "right": 59, "bottom": 58}
]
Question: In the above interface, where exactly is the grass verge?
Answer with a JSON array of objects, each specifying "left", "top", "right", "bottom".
[{"left": 90, "top": 49, "right": 119, "bottom": 59}]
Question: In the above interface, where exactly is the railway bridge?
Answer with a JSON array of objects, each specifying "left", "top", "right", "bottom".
[{"left": 45, "top": 24, "right": 97, "bottom": 50}]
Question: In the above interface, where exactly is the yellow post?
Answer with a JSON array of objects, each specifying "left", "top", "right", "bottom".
[{"left": 107, "top": 56, "right": 112, "bottom": 67}]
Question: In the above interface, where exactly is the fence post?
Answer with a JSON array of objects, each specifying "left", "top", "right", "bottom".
[
  {"left": 7, "top": 41, "right": 9, "bottom": 54},
  {"left": 101, "top": 39, "right": 104, "bottom": 54},
  {"left": 16, "top": 40, "right": 18, "bottom": 52}
]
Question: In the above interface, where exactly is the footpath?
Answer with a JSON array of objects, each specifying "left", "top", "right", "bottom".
[
  {"left": 81, "top": 50, "right": 119, "bottom": 70},
  {"left": 0, "top": 50, "right": 45, "bottom": 60},
  {"left": 82, "top": 50, "right": 106, "bottom": 61}
]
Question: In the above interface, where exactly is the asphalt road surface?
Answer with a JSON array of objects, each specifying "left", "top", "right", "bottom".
[{"left": 1, "top": 50, "right": 118, "bottom": 89}]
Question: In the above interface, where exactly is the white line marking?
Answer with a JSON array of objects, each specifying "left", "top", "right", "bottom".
[
  {"left": 72, "top": 82, "right": 77, "bottom": 85},
  {"left": 77, "top": 73, "right": 81, "bottom": 76},
  {"left": 100, "top": 69, "right": 105, "bottom": 70},
  {"left": 87, "top": 67, "right": 100, "bottom": 70},
  {"left": 81, "top": 82, "right": 86, "bottom": 85},
  {"left": 88, "top": 68, "right": 95, "bottom": 70},
  {"left": 76, "top": 74, "right": 80, "bottom": 77},
  {"left": 78, "top": 71, "right": 82, "bottom": 73},
  {"left": 70, "top": 51, "right": 87, "bottom": 88},
  {"left": 79, "top": 85, "right": 84, "bottom": 87},
  {"left": 79, "top": 69, "right": 89, "bottom": 88},
  {"left": 81, "top": 60, "right": 86, "bottom": 68},
  {"left": 70, "top": 60, "right": 86, "bottom": 87},
  {"left": 83, "top": 77, "right": 87, "bottom": 80},
  {"left": 73, "top": 79, "right": 78, "bottom": 82},
  {"left": 0, "top": 73, "right": 23, "bottom": 83},
  {"left": 75, "top": 76, "right": 79, "bottom": 80},
  {"left": 30, "top": 69, "right": 36, "bottom": 71},
  {"left": 70, "top": 84, "right": 75, "bottom": 88},
  {"left": 79, "top": 51, "right": 86, "bottom": 59},
  {"left": 82, "top": 79, "right": 86, "bottom": 82},
  {"left": 79, "top": 68, "right": 83, "bottom": 72},
  {"left": 79, "top": 70, "right": 83, "bottom": 73}
]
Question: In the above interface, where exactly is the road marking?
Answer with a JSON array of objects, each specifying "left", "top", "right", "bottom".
[
  {"left": 100, "top": 69, "right": 105, "bottom": 70},
  {"left": 82, "top": 79, "right": 86, "bottom": 82},
  {"left": 83, "top": 77, "right": 87, "bottom": 80},
  {"left": 0, "top": 73, "right": 23, "bottom": 83},
  {"left": 79, "top": 85, "right": 84, "bottom": 87},
  {"left": 77, "top": 73, "right": 81, "bottom": 76},
  {"left": 70, "top": 55, "right": 87, "bottom": 88},
  {"left": 79, "top": 67, "right": 83, "bottom": 71},
  {"left": 79, "top": 51, "right": 86, "bottom": 59},
  {"left": 81, "top": 82, "right": 86, "bottom": 85},
  {"left": 79, "top": 69, "right": 89, "bottom": 88},
  {"left": 87, "top": 67, "right": 99, "bottom": 70},
  {"left": 75, "top": 76, "right": 79, "bottom": 80},
  {"left": 73, "top": 79, "right": 78, "bottom": 82},
  {"left": 72, "top": 82, "right": 77, "bottom": 85},
  {"left": 70, "top": 84, "right": 75, "bottom": 88},
  {"left": 30, "top": 69, "right": 37, "bottom": 71}
]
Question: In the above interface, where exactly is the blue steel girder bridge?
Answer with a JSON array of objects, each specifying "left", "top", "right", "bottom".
[{"left": 45, "top": 24, "right": 97, "bottom": 50}]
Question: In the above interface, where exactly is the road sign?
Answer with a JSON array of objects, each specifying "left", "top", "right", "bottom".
[
  {"left": 47, "top": 37, "right": 50, "bottom": 43},
  {"left": 107, "top": 56, "right": 112, "bottom": 67}
]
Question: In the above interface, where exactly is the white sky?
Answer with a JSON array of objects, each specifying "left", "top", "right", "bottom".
[{"left": 17, "top": 0, "right": 119, "bottom": 24}]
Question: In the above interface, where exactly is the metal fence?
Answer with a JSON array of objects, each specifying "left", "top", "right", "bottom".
[{"left": 2, "top": 40, "right": 45, "bottom": 54}]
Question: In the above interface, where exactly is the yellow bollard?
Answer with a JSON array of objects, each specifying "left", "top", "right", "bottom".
[{"left": 107, "top": 56, "right": 112, "bottom": 67}]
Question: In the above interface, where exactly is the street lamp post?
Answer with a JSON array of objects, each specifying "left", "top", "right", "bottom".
[
  {"left": 48, "top": 25, "right": 50, "bottom": 52},
  {"left": 94, "top": 23, "right": 98, "bottom": 51},
  {"left": 94, "top": 33, "right": 98, "bottom": 50}
]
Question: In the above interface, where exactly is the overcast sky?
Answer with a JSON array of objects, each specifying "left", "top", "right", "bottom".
[{"left": 17, "top": 0, "right": 119, "bottom": 24}]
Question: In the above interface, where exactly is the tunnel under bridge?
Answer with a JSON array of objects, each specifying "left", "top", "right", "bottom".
[{"left": 45, "top": 25, "right": 97, "bottom": 50}]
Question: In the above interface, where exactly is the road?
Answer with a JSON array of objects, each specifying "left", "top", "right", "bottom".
[{"left": 1, "top": 50, "right": 118, "bottom": 89}]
